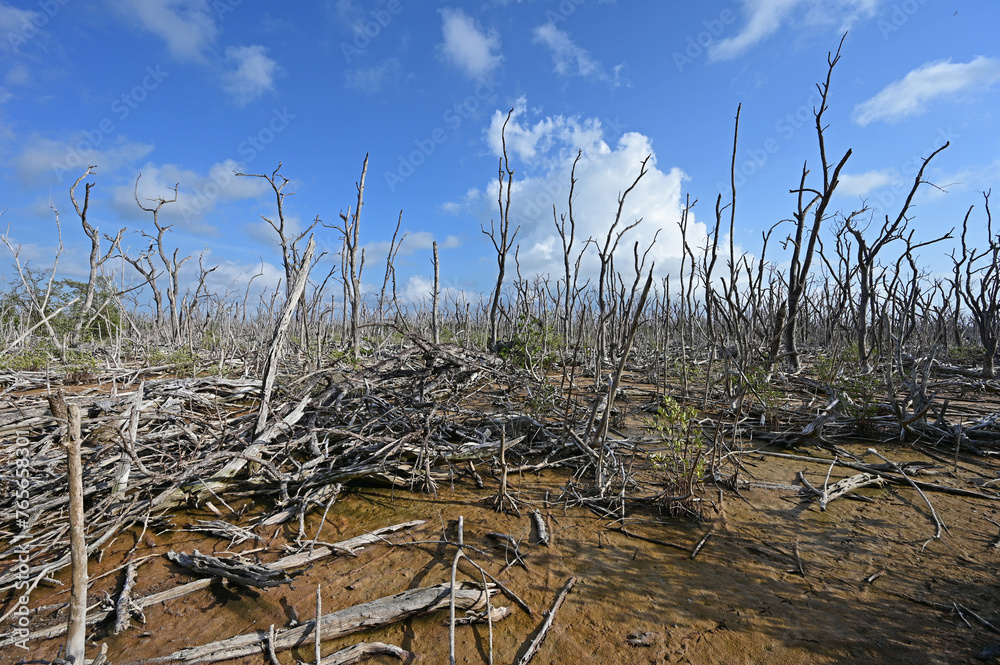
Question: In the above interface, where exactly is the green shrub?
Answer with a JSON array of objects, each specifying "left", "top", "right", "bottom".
[{"left": 646, "top": 395, "right": 707, "bottom": 517}]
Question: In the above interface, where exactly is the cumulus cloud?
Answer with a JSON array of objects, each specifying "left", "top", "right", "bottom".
[
  {"left": 108, "top": 0, "right": 218, "bottom": 63},
  {"left": 222, "top": 45, "right": 280, "bottom": 106},
  {"left": 438, "top": 8, "right": 502, "bottom": 79},
  {"left": 852, "top": 56, "right": 1000, "bottom": 126},
  {"left": 456, "top": 100, "right": 706, "bottom": 283}
]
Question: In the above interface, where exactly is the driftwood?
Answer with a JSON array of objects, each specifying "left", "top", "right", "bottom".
[
  {"left": 0, "top": 521, "right": 424, "bottom": 648},
  {"left": 318, "top": 642, "right": 414, "bottom": 664},
  {"left": 130, "top": 581, "right": 500, "bottom": 665},
  {"left": 166, "top": 550, "right": 293, "bottom": 589},
  {"left": 515, "top": 576, "right": 575, "bottom": 665}
]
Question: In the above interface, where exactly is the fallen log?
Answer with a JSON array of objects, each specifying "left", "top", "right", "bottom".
[
  {"left": 0, "top": 520, "right": 425, "bottom": 649},
  {"left": 130, "top": 581, "right": 499, "bottom": 665}
]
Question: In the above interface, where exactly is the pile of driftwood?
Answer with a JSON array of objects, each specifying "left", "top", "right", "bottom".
[
  {"left": 0, "top": 341, "right": 587, "bottom": 662},
  {"left": 0, "top": 343, "right": 568, "bottom": 592}
]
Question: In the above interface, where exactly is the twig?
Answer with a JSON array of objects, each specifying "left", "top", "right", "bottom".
[
  {"left": 690, "top": 527, "right": 715, "bottom": 560},
  {"left": 515, "top": 577, "right": 576, "bottom": 665},
  {"left": 867, "top": 447, "right": 946, "bottom": 541}
]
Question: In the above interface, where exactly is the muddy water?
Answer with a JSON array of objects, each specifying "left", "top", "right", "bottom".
[{"left": 4, "top": 446, "right": 1000, "bottom": 664}]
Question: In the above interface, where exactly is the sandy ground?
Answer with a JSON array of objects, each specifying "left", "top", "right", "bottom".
[{"left": 4, "top": 437, "right": 1000, "bottom": 665}]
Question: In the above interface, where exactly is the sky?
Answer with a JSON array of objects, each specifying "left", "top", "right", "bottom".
[{"left": 0, "top": 0, "right": 998, "bottom": 307}]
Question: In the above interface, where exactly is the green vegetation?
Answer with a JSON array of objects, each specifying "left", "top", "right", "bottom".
[
  {"left": 647, "top": 395, "right": 707, "bottom": 516},
  {"left": 0, "top": 270, "right": 122, "bottom": 342}
]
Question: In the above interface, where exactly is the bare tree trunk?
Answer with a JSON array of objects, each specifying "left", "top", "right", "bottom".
[
  {"left": 256, "top": 236, "right": 316, "bottom": 437},
  {"left": 484, "top": 109, "right": 519, "bottom": 351},
  {"left": 334, "top": 155, "right": 369, "bottom": 358},
  {"left": 431, "top": 241, "right": 441, "bottom": 344},
  {"left": 784, "top": 36, "right": 852, "bottom": 371},
  {"left": 65, "top": 404, "right": 87, "bottom": 663}
]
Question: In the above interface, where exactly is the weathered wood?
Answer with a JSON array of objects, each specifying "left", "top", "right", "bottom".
[
  {"left": 65, "top": 403, "right": 87, "bottom": 663},
  {"left": 113, "top": 562, "right": 139, "bottom": 634},
  {"left": 514, "top": 576, "right": 575, "bottom": 665},
  {"left": 318, "top": 641, "right": 413, "bottom": 664},
  {"left": 0, "top": 521, "right": 425, "bottom": 649},
  {"left": 818, "top": 472, "right": 885, "bottom": 511},
  {"left": 132, "top": 582, "right": 497, "bottom": 665},
  {"left": 166, "top": 550, "right": 293, "bottom": 589}
]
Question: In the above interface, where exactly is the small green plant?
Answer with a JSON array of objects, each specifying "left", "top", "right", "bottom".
[
  {"left": 0, "top": 344, "right": 53, "bottom": 371},
  {"left": 646, "top": 395, "right": 707, "bottom": 518},
  {"left": 498, "top": 315, "right": 561, "bottom": 372},
  {"left": 147, "top": 346, "right": 196, "bottom": 373},
  {"left": 948, "top": 344, "right": 986, "bottom": 366},
  {"left": 816, "top": 345, "right": 881, "bottom": 437},
  {"left": 742, "top": 366, "right": 783, "bottom": 424},
  {"left": 64, "top": 349, "right": 99, "bottom": 384}
]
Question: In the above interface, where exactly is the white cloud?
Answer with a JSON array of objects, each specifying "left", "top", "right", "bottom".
[
  {"left": 222, "top": 45, "right": 280, "bottom": 107},
  {"left": 836, "top": 169, "right": 898, "bottom": 196},
  {"left": 710, "top": 0, "right": 880, "bottom": 61},
  {"left": 345, "top": 58, "right": 401, "bottom": 94},
  {"left": 438, "top": 8, "right": 502, "bottom": 79},
  {"left": 109, "top": 0, "right": 218, "bottom": 63},
  {"left": 485, "top": 97, "right": 607, "bottom": 166},
  {"left": 399, "top": 274, "right": 467, "bottom": 306},
  {"left": 852, "top": 56, "right": 1000, "bottom": 126},
  {"left": 458, "top": 100, "right": 707, "bottom": 284},
  {"left": 710, "top": 0, "right": 802, "bottom": 61},
  {"left": 111, "top": 159, "right": 271, "bottom": 231},
  {"left": 14, "top": 134, "right": 154, "bottom": 186},
  {"left": 0, "top": 3, "right": 40, "bottom": 53},
  {"left": 533, "top": 23, "right": 601, "bottom": 78},
  {"left": 366, "top": 231, "right": 463, "bottom": 261}
]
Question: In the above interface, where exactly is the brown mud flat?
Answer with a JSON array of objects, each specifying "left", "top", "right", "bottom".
[{"left": 4, "top": 443, "right": 1000, "bottom": 665}]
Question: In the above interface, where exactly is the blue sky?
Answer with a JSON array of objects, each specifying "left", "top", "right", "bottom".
[{"left": 1, "top": 0, "right": 998, "bottom": 305}]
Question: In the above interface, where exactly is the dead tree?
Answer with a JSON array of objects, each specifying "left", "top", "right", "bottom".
[
  {"left": 956, "top": 190, "right": 1000, "bottom": 378},
  {"left": 431, "top": 241, "right": 441, "bottom": 344},
  {"left": 257, "top": 236, "right": 317, "bottom": 436},
  {"left": 783, "top": 35, "right": 852, "bottom": 372},
  {"left": 553, "top": 150, "right": 590, "bottom": 351},
  {"left": 236, "top": 164, "right": 318, "bottom": 348},
  {"left": 0, "top": 204, "right": 67, "bottom": 351},
  {"left": 335, "top": 154, "right": 369, "bottom": 357},
  {"left": 841, "top": 142, "right": 950, "bottom": 372},
  {"left": 595, "top": 155, "right": 650, "bottom": 368},
  {"left": 132, "top": 175, "right": 189, "bottom": 342},
  {"left": 483, "top": 109, "right": 519, "bottom": 351},
  {"left": 70, "top": 166, "right": 124, "bottom": 343}
]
